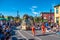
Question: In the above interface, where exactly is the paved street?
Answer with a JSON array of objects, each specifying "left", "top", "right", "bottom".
[
  {"left": 1, "top": 0, "right": 60, "bottom": 40},
  {"left": 11, "top": 26, "right": 26, "bottom": 40},
  {"left": 11, "top": 26, "right": 60, "bottom": 40}
]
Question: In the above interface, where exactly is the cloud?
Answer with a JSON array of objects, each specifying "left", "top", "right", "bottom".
[
  {"left": 32, "top": 6, "right": 37, "bottom": 9},
  {"left": 30, "top": 6, "right": 37, "bottom": 11},
  {"left": 30, "top": 6, "right": 39, "bottom": 15},
  {"left": 30, "top": 8, "right": 35, "bottom": 12},
  {"left": 32, "top": 11, "right": 38, "bottom": 14}
]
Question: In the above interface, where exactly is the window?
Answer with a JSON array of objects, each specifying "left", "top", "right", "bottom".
[
  {"left": 56, "top": 17, "right": 59, "bottom": 24},
  {"left": 56, "top": 8, "right": 58, "bottom": 13}
]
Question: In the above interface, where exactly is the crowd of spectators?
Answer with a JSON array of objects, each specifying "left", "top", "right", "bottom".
[{"left": 0, "top": 20, "right": 20, "bottom": 40}]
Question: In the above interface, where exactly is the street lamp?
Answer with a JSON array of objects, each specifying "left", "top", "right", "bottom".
[{"left": 50, "top": 9, "right": 52, "bottom": 23}]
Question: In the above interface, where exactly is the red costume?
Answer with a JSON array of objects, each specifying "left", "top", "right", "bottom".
[
  {"left": 41, "top": 25, "right": 46, "bottom": 34},
  {"left": 32, "top": 26, "right": 35, "bottom": 36}
]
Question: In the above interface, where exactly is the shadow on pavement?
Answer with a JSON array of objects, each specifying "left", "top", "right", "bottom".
[
  {"left": 18, "top": 38, "right": 26, "bottom": 40},
  {"left": 36, "top": 33, "right": 56, "bottom": 36},
  {"left": 11, "top": 26, "right": 19, "bottom": 36},
  {"left": 11, "top": 26, "right": 22, "bottom": 40},
  {"left": 12, "top": 26, "right": 19, "bottom": 30},
  {"left": 10, "top": 26, "right": 17, "bottom": 37},
  {"left": 56, "top": 32, "right": 60, "bottom": 34},
  {"left": 11, "top": 30, "right": 16, "bottom": 36},
  {"left": 18, "top": 38, "right": 35, "bottom": 40},
  {"left": 12, "top": 37, "right": 17, "bottom": 40}
]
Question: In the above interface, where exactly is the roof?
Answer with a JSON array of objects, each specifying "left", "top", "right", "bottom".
[
  {"left": 41, "top": 12, "right": 54, "bottom": 14},
  {"left": 54, "top": 4, "right": 60, "bottom": 7}
]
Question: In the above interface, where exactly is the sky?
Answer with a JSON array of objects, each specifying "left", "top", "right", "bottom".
[{"left": 0, "top": 0, "right": 60, "bottom": 17}]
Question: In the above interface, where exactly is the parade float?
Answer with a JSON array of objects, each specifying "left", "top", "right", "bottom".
[{"left": 21, "top": 14, "right": 32, "bottom": 30}]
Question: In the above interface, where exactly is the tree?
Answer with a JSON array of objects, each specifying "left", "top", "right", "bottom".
[
  {"left": 8, "top": 16, "right": 14, "bottom": 21},
  {"left": 0, "top": 13, "right": 4, "bottom": 18},
  {"left": 29, "top": 16, "right": 34, "bottom": 20},
  {"left": 34, "top": 16, "right": 41, "bottom": 23},
  {"left": 2, "top": 15, "right": 4, "bottom": 18},
  {"left": 23, "top": 14, "right": 29, "bottom": 20}
]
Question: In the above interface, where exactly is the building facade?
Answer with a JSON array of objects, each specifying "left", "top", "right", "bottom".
[
  {"left": 41, "top": 12, "right": 54, "bottom": 22},
  {"left": 54, "top": 4, "right": 60, "bottom": 25}
]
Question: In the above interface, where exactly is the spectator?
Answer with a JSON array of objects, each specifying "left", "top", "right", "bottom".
[{"left": 4, "top": 25, "right": 11, "bottom": 40}]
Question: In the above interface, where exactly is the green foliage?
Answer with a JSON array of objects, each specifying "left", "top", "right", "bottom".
[
  {"left": 7, "top": 16, "right": 14, "bottom": 20},
  {"left": 34, "top": 16, "right": 41, "bottom": 23}
]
